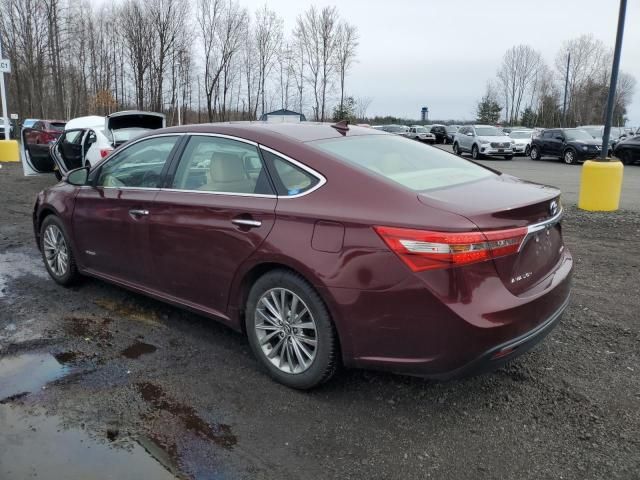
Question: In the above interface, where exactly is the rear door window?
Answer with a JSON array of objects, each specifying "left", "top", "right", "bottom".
[{"left": 171, "top": 136, "right": 273, "bottom": 195}]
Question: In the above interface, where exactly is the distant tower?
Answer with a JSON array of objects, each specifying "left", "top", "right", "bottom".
[{"left": 421, "top": 107, "right": 429, "bottom": 122}]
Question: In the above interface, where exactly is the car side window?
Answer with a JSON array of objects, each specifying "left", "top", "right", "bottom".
[
  {"left": 261, "top": 150, "right": 320, "bottom": 196},
  {"left": 171, "top": 136, "right": 273, "bottom": 195},
  {"left": 97, "top": 136, "right": 178, "bottom": 188},
  {"left": 542, "top": 131, "right": 553, "bottom": 139}
]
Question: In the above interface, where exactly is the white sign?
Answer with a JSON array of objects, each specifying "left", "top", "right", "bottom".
[
  {"left": 0, "top": 59, "right": 10, "bottom": 73},
  {"left": 10, "top": 113, "right": 18, "bottom": 120}
]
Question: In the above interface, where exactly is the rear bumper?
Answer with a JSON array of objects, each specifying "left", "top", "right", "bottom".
[{"left": 326, "top": 248, "right": 573, "bottom": 378}]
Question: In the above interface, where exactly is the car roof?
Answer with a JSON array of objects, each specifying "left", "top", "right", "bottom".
[{"left": 66, "top": 115, "right": 105, "bottom": 130}]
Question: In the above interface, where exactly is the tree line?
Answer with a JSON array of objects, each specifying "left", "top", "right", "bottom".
[
  {"left": 476, "top": 35, "right": 636, "bottom": 127},
  {"left": 0, "top": 0, "right": 361, "bottom": 125}
]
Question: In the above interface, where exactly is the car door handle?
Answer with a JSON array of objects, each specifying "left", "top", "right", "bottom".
[
  {"left": 129, "top": 209, "right": 149, "bottom": 217},
  {"left": 231, "top": 218, "right": 262, "bottom": 228}
]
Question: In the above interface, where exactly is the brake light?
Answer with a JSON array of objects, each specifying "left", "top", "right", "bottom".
[
  {"left": 374, "top": 225, "right": 528, "bottom": 272},
  {"left": 99, "top": 147, "right": 113, "bottom": 159}
]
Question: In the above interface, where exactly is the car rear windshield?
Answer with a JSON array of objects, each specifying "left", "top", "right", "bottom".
[
  {"left": 309, "top": 134, "right": 494, "bottom": 191},
  {"left": 50, "top": 122, "right": 66, "bottom": 132}
]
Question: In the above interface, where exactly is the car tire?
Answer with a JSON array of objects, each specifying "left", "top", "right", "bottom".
[
  {"left": 525, "top": 145, "right": 531, "bottom": 156},
  {"left": 530, "top": 145, "right": 540, "bottom": 160},
  {"left": 452, "top": 142, "right": 460, "bottom": 155},
  {"left": 563, "top": 148, "right": 576, "bottom": 165},
  {"left": 472, "top": 144, "right": 481, "bottom": 160},
  {"left": 40, "top": 215, "right": 79, "bottom": 286},
  {"left": 504, "top": 155, "right": 513, "bottom": 160},
  {"left": 620, "top": 150, "right": 633, "bottom": 165},
  {"left": 245, "top": 269, "right": 339, "bottom": 390}
]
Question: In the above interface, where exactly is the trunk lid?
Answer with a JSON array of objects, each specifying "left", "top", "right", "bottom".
[
  {"left": 418, "top": 174, "right": 564, "bottom": 295},
  {"left": 105, "top": 111, "right": 166, "bottom": 146}
]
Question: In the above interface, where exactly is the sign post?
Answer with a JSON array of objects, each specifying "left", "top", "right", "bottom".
[{"left": 0, "top": 39, "right": 11, "bottom": 140}]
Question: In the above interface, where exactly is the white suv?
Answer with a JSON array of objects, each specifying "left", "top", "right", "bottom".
[{"left": 453, "top": 125, "right": 514, "bottom": 160}]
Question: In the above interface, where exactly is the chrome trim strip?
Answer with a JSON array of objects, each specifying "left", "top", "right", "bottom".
[
  {"left": 526, "top": 207, "right": 564, "bottom": 234},
  {"left": 158, "top": 187, "right": 277, "bottom": 199},
  {"left": 185, "top": 132, "right": 259, "bottom": 146},
  {"left": 259, "top": 145, "right": 327, "bottom": 199}
]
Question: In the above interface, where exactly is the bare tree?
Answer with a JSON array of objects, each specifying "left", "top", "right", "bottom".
[
  {"left": 334, "top": 21, "right": 358, "bottom": 117},
  {"left": 354, "top": 96, "right": 373, "bottom": 120},
  {"left": 254, "top": 5, "right": 283, "bottom": 118},
  {"left": 496, "top": 44, "right": 543, "bottom": 125},
  {"left": 119, "top": 0, "right": 153, "bottom": 110}
]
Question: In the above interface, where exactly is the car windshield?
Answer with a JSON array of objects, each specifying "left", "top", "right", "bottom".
[
  {"left": 610, "top": 127, "right": 622, "bottom": 138},
  {"left": 581, "top": 127, "right": 602, "bottom": 137},
  {"left": 446, "top": 126, "right": 458, "bottom": 132},
  {"left": 565, "top": 129, "right": 594, "bottom": 141},
  {"left": 310, "top": 134, "right": 494, "bottom": 191},
  {"left": 510, "top": 131, "right": 531, "bottom": 139},
  {"left": 475, "top": 127, "right": 502, "bottom": 136},
  {"left": 50, "top": 122, "right": 66, "bottom": 132},
  {"left": 415, "top": 127, "right": 427, "bottom": 133}
]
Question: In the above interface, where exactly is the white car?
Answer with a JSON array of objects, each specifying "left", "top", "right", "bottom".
[
  {"left": 408, "top": 125, "right": 436, "bottom": 143},
  {"left": 452, "top": 125, "right": 514, "bottom": 160},
  {"left": 508, "top": 130, "right": 534, "bottom": 156}
]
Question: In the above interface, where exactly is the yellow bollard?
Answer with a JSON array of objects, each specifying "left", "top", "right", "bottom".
[
  {"left": 0, "top": 140, "right": 20, "bottom": 162},
  {"left": 578, "top": 160, "right": 624, "bottom": 211}
]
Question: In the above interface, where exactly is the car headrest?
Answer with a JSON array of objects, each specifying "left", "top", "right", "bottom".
[{"left": 210, "top": 152, "right": 245, "bottom": 182}]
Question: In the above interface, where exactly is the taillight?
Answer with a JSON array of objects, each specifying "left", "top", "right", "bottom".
[
  {"left": 374, "top": 225, "right": 528, "bottom": 272},
  {"left": 99, "top": 147, "right": 113, "bottom": 159}
]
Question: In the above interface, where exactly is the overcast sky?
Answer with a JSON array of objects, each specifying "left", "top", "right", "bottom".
[{"left": 245, "top": 0, "right": 640, "bottom": 125}]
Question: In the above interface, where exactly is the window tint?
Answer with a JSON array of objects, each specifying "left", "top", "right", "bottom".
[
  {"left": 172, "top": 136, "right": 273, "bottom": 195},
  {"left": 310, "top": 134, "right": 494, "bottom": 192},
  {"left": 542, "top": 130, "right": 553, "bottom": 139},
  {"left": 97, "top": 136, "right": 178, "bottom": 188},
  {"left": 261, "top": 150, "right": 319, "bottom": 196}
]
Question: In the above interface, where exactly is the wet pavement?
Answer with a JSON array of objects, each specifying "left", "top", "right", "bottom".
[{"left": 1, "top": 163, "right": 639, "bottom": 479}]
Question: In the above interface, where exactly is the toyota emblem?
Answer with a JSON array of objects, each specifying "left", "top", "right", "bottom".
[{"left": 549, "top": 200, "right": 558, "bottom": 216}]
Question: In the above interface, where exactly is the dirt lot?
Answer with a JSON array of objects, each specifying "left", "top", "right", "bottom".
[{"left": 1, "top": 161, "right": 639, "bottom": 480}]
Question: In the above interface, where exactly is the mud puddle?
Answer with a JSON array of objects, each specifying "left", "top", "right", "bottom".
[
  {"left": 121, "top": 341, "right": 157, "bottom": 359},
  {"left": 0, "top": 404, "right": 177, "bottom": 480},
  {"left": 0, "top": 352, "right": 68, "bottom": 400}
]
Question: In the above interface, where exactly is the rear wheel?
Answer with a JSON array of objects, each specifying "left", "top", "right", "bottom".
[
  {"left": 530, "top": 145, "right": 540, "bottom": 160},
  {"left": 40, "top": 215, "right": 79, "bottom": 286},
  {"left": 245, "top": 270, "right": 338, "bottom": 389},
  {"left": 621, "top": 150, "right": 634, "bottom": 165},
  {"left": 452, "top": 142, "right": 460, "bottom": 155},
  {"left": 525, "top": 145, "right": 531, "bottom": 156},
  {"left": 563, "top": 148, "right": 576, "bottom": 165},
  {"left": 472, "top": 144, "right": 481, "bottom": 160}
]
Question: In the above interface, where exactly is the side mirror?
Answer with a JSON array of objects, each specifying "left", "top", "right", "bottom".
[
  {"left": 66, "top": 166, "right": 89, "bottom": 186},
  {"left": 466, "top": 132, "right": 473, "bottom": 136}
]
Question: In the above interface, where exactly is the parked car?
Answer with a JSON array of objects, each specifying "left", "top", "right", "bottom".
[
  {"left": 578, "top": 125, "right": 624, "bottom": 153},
  {"left": 23, "top": 120, "right": 66, "bottom": 145},
  {"left": 0, "top": 117, "right": 14, "bottom": 139},
  {"left": 408, "top": 125, "right": 436, "bottom": 143},
  {"left": 22, "top": 118, "right": 39, "bottom": 130},
  {"left": 445, "top": 125, "right": 459, "bottom": 143},
  {"left": 378, "top": 124, "right": 410, "bottom": 137},
  {"left": 529, "top": 128, "right": 601, "bottom": 164},
  {"left": 33, "top": 122, "right": 572, "bottom": 389},
  {"left": 613, "top": 135, "right": 640, "bottom": 165},
  {"left": 22, "top": 111, "right": 165, "bottom": 178},
  {"left": 427, "top": 124, "right": 448, "bottom": 144},
  {"left": 508, "top": 129, "right": 534, "bottom": 156},
  {"left": 452, "top": 125, "right": 514, "bottom": 160}
]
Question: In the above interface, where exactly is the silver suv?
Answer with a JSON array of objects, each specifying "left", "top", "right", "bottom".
[{"left": 453, "top": 125, "right": 514, "bottom": 160}]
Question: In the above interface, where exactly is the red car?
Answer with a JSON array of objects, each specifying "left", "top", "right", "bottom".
[
  {"left": 23, "top": 119, "right": 66, "bottom": 145},
  {"left": 33, "top": 122, "right": 572, "bottom": 389}
]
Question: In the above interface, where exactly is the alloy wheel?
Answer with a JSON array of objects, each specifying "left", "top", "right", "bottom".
[
  {"left": 531, "top": 147, "right": 538, "bottom": 160},
  {"left": 43, "top": 224, "right": 69, "bottom": 277},
  {"left": 472, "top": 145, "right": 479, "bottom": 159},
  {"left": 564, "top": 150, "right": 575, "bottom": 164},
  {"left": 254, "top": 288, "right": 318, "bottom": 374}
]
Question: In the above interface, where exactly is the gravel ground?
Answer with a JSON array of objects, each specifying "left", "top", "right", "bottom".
[{"left": 0, "top": 162, "right": 639, "bottom": 479}]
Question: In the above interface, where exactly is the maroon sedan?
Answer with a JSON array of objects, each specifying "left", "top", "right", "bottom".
[{"left": 34, "top": 122, "right": 572, "bottom": 389}]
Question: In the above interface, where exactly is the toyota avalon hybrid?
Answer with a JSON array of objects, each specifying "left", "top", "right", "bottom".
[{"left": 33, "top": 122, "right": 572, "bottom": 389}]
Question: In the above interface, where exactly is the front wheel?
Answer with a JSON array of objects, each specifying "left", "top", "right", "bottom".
[
  {"left": 621, "top": 150, "right": 634, "bottom": 165},
  {"left": 472, "top": 144, "right": 481, "bottom": 160},
  {"left": 452, "top": 143, "right": 460, "bottom": 155},
  {"left": 245, "top": 270, "right": 338, "bottom": 389},
  {"left": 40, "top": 215, "right": 79, "bottom": 286},
  {"left": 525, "top": 145, "right": 531, "bottom": 156},
  {"left": 563, "top": 149, "right": 576, "bottom": 165}
]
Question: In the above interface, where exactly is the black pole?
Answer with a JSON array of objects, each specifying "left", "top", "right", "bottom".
[
  {"left": 562, "top": 52, "right": 570, "bottom": 127},
  {"left": 600, "top": 0, "right": 627, "bottom": 161}
]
